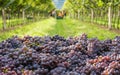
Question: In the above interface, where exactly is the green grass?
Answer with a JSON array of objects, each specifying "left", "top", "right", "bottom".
[
  {"left": 47, "top": 18, "right": 119, "bottom": 40},
  {"left": 0, "top": 17, "right": 119, "bottom": 41}
]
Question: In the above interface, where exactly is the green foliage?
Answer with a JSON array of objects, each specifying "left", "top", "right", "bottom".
[
  {"left": 63, "top": 0, "right": 120, "bottom": 29},
  {"left": 0, "top": 0, "right": 55, "bottom": 13},
  {"left": 63, "top": 0, "right": 120, "bottom": 12}
]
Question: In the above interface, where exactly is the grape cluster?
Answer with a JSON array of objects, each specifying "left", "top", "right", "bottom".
[{"left": 0, "top": 34, "right": 120, "bottom": 75}]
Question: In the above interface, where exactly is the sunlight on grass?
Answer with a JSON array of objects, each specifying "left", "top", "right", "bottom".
[
  {"left": 25, "top": 18, "right": 56, "bottom": 36},
  {"left": 0, "top": 17, "right": 119, "bottom": 41},
  {"left": 0, "top": 18, "right": 56, "bottom": 41},
  {"left": 46, "top": 18, "right": 119, "bottom": 40}
]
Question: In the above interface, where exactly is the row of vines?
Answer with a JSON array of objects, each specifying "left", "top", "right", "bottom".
[
  {"left": 0, "top": 0, "right": 55, "bottom": 30},
  {"left": 63, "top": 0, "right": 120, "bottom": 30}
]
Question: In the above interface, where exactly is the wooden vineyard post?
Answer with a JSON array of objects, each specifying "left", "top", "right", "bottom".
[
  {"left": 2, "top": 8, "right": 7, "bottom": 30},
  {"left": 108, "top": 5, "right": 112, "bottom": 30},
  {"left": 22, "top": 10, "right": 25, "bottom": 24},
  {"left": 91, "top": 8, "right": 94, "bottom": 23}
]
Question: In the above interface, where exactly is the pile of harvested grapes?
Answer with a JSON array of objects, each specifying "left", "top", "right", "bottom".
[{"left": 0, "top": 34, "right": 120, "bottom": 75}]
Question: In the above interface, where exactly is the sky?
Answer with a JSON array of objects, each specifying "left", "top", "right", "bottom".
[{"left": 52, "top": 0, "right": 66, "bottom": 9}]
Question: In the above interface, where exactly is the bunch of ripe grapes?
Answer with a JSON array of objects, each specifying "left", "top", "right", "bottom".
[{"left": 0, "top": 34, "right": 120, "bottom": 75}]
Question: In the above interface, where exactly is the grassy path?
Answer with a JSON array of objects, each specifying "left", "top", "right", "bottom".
[
  {"left": 47, "top": 18, "right": 119, "bottom": 40},
  {"left": 0, "top": 18, "right": 119, "bottom": 41},
  {"left": 0, "top": 18, "right": 56, "bottom": 41}
]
